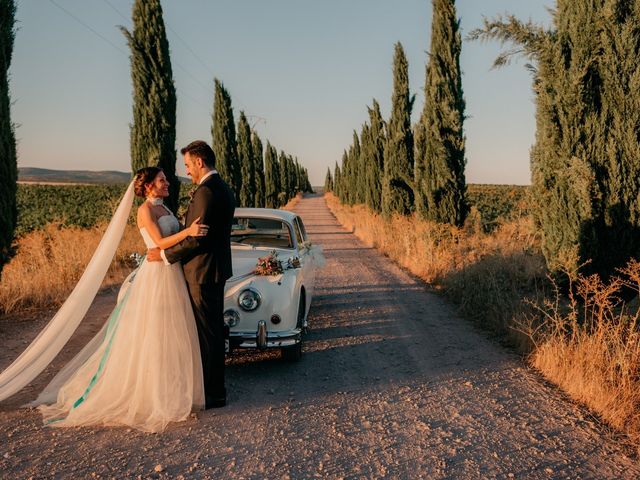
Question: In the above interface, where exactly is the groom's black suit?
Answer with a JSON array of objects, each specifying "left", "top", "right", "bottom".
[{"left": 164, "top": 172, "right": 235, "bottom": 405}]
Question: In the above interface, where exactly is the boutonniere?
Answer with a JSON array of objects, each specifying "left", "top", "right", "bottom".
[{"left": 188, "top": 187, "right": 197, "bottom": 203}]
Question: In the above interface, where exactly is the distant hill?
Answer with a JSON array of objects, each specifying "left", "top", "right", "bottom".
[{"left": 18, "top": 167, "right": 190, "bottom": 184}]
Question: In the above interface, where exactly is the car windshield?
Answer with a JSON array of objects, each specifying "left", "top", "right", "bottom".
[{"left": 231, "top": 217, "right": 294, "bottom": 249}]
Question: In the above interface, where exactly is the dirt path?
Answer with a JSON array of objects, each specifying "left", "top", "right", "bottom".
[{"left": 1, "top": 193, "right": 638, "bottom": 479}]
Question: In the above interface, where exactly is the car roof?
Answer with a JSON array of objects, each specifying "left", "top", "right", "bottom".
[{"left": 234, "top": 208, "right": 298, "bottom": 223}]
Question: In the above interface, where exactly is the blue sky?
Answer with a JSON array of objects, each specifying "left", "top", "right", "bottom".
[{"left": 11, "top": 0, "right": 552, "bottom": 185}]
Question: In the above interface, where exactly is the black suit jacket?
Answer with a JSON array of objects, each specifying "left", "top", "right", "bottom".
[{"left": 164, "top": 173, "right": 236, "bottom": 285}]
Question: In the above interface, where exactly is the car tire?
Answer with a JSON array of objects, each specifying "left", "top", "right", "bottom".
[
  {"left": 282, "top": 292, "right": 306, "bottom": 362},
  {"left": 281, "top": 341, "right": 302, "bottom": 362},
  {"left": 296, "top": 289, "right": 306, "bottom": 330}
]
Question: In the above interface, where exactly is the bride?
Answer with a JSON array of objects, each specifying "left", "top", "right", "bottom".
[{"left": 0, "top": 167, "right": 207, "bottom": 432}]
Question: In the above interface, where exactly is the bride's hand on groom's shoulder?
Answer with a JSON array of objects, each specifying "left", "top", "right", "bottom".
[{"left": 147, "top": 248, "right": 162, "bottom": 262}]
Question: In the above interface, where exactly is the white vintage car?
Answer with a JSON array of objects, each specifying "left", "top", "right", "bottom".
[
  {"left": 118, "top": 208, "right": 321, "bottom": 361},
  {"left": 225, "top": 208, "right": 321, "bottom": 361}
]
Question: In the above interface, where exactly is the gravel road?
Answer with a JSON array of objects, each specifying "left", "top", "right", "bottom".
[{"left": 1, "top": 193, "right": 638, "bottom": 479}]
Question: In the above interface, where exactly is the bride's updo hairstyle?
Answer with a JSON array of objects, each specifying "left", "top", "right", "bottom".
[{"left": 133, "top": 166, "right": 163, "bottom": 198}]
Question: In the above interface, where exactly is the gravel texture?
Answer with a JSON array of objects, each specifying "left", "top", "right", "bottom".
[{"left": 0, "top": 193, "right": 638, "bottom": 479}]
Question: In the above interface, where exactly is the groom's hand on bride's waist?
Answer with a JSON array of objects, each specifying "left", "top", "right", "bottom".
[{"left": 147, "top": 248, "right": 162, "bottom": 262}]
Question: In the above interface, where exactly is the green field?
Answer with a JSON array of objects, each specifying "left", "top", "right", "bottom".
[
  {"left": 15, "top": 183, "right": 530, "bottom": 236},
  {"left": 466, "top": 184, "right": 530, "bottom": 232},
  {"left": 16, "top": 183, "right": 195, "bottom": 236}
]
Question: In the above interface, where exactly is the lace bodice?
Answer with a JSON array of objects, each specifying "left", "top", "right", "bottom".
[{"left": 140, "top": 213, "right": 180, "bottom": 249}]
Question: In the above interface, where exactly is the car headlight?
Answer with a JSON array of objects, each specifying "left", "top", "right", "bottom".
[
  {"left": 224, "top": 309, "right": 240, "bottom": 327},
  {"left": 238, "top": 288, "right": 261, "bottom": 311}
]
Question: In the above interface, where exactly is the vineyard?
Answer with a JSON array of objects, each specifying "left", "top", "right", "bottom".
[
  {"left": 15, "top": 183, "right": 530, "bottom": 236},
  {"left": 465, "top": 184, "right": 530, "bottom": 232},
  {"left": 15, "top": 183, "right": 195, "bottom": 236}
]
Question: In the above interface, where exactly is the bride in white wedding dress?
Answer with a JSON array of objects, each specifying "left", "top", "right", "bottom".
[{"left": 0, "top": 167, "right": 206, "bottom": 433}]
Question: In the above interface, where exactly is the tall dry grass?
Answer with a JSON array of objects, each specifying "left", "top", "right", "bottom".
[
  {"left": 326, "top": 193, "right": 640, "bottom": 444},
  {"left": 0, "top": 223, "right": 144, "bottom": 317},
  {"left": 522, "top": 263, "right": 640, "bottom": 443}
]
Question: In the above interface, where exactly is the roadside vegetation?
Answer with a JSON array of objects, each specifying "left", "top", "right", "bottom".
[
  {"left": 327, "top": 191, "right": 640, "bottom": 445},
  {"left": 327, "top": 0, "right": 640, "bottom": 446}
]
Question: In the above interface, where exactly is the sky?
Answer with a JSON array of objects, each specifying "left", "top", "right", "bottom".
[{"left": 11, "top": 0, "right": 553, "bottom": 185}]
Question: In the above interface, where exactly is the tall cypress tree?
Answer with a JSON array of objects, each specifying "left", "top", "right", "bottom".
[
  {"left": 415, "top": 0, "right": 467, "bottom": 226},
  {"left": 357, "top": 125, "right": 369, "bottom": 204},
  {"left": 264, "top": 142, "right": 280, "bottom": 208},
  {"left": 338, "top": 151, "right": 348, "bottom": 203},
  {"left": 212, "top": 78, "right": 240, "bottom": 199},
  {"left": 324, "top": 167, "right": 333, "bottom": 192},
  {"left": 294, "top": 158, "right": 302, "bottom": 193},
  {"left": 0, "top": 0, "right": 16, "bottom": 277},
  {"left": 251, "top": 131, "right": 265, "bottom": 207},
  {"left": 350, "top": 130, "right": 363, "bottom": 204},
  {"left": 121, "top": 0, "right": 178, "bottom": 211},
  {"left": 382, "top": 42, "right": 415, "bottom": 216},
  {"left": 365, "top": 99, "right": 385, "bottom": 213},
  {"left": 279, "top": 150, "right": 290, "bottom": 204},
  {"left": 334, "top": 162, "right": 342, "bottom": 199},
  {"left": 471, "top": 0, "right": 640, "bottom": 279},
  {"left": 236, "top": 111, "right": 255, "bottom": 207}
]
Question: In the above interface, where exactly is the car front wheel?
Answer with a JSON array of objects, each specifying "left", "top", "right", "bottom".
[{"left": 281, "top": 341, "right": 302, "bottom": 362}]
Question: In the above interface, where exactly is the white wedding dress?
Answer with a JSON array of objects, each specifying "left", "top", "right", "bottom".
[{"left": 34, "top": 207, "right": 205, "bottom": 432}]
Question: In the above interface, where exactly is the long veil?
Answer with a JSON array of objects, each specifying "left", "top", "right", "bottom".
[{"left": 0, "top": 181, "right": 135, "bottom": 402}]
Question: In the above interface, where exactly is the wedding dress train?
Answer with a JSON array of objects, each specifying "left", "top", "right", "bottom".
[{"left": 35, "top": 210, "right": 205, "bottom": 432}]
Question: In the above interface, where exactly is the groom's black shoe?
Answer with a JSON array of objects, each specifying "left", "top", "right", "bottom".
[{"left": 205, "top": 396, "right": 226, "bottom": 409}]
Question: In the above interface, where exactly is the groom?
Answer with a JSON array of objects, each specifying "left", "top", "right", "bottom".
[{"left": 147, "top": 140, "right": 236, "bottom": 409}]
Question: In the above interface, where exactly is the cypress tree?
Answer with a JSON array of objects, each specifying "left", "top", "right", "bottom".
[
  {"left": 324, "top": 167, "right": 333, "bottom": 192},
  {"left": 350, "top": 130, "right": 362, "bottom": 204},
  {"left": 382, "top": 42, "right": 415, "bottom": 216},
  {"left": 291, "top": 157, "right": 299, "bottom": 195},
  {"left": 302, "top": 167, "right": 312, "bottom": 192},
  {"left": 279, "top": 151, "right": 290, "bottom": 204},
  {"left": 251, "top": 131, "right": 265, "bottom": 207},
  {"left": 471, "top": 0, "right": 640, "bottom": 279},
  {"left": 0, "top": 0, "right": 16, "bottom": 276},
  {"left": 121, "top": 0, "right": 178, "bottom": 211},
  {"left": 415, "top": 0, "right": 467, "bottom": 226},
  {"left": 212, "top": 78, "right": 240, "bottom": 199},
  {"left": 334, "top": 162, "right": 342, "bottom": 199},
  {"left": 294, "top": 158, "right": 302, "bottom": 193},
  {"left": 365, "top": 99, "right": 385, "bottom": 213},
  {"left": 338, "top": 151, "right": 348, "bottom": 203},
  {"left": 236, "top": 111, "right": 255, "bottom": 207},
  {"left": 264, "top": 142, "right": 280, "bottom": 208},
  {"left": 357, "top": 125, "right": 369, "bottom": 204}
]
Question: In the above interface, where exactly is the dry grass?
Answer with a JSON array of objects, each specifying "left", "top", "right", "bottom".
[
  {"left": 0, "top": 192, "right": 303, "bottom": 317},
  {"left": 326, "top": 193, "right": 640, "bottom": 444},
  {"left": 0, "top": 223, "right": 144, "bottom": 317},
  {"left": 281, "top": 193, "right": 303, "bottom": 211},
  {"left": 522, "top": 263, "right": 640, "bottom": 443}
]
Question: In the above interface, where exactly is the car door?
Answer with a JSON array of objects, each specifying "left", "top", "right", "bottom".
[{"left": 294, "top": 216, "right": 315, "bottom": 300}]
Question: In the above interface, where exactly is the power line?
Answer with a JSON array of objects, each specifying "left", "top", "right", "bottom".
[
  {"left": 50, "top": 0, "right": 263, "bottom": 126},
  {"left": 101, "top": 0, "right": 129, "bottom": 24},
  {"left": 100, "top": 0, "right": 213, "bottom": 96},
  {"left": 101, "top": 0, "right": 264, "bottom": 123},
  {"left": 49, "top": 0, "right": 127, "bottom": 55},
  {"left": 165, "top": 23, "right": 215, "bottom": 77},
  {"left": 49, "top": 0, "right": 211, "bottom": 116}
]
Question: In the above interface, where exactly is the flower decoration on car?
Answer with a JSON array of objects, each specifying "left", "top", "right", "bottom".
[
  {"left": 286, "top": 256, "right": 301, "bottom": 269},
  {"left": 254, "top": 250, "right": 284, "bottom": 276}
]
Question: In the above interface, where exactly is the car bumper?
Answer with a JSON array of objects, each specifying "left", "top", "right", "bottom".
[{"left": 229, "top": 322, "right": 302, "bottom": 350}]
